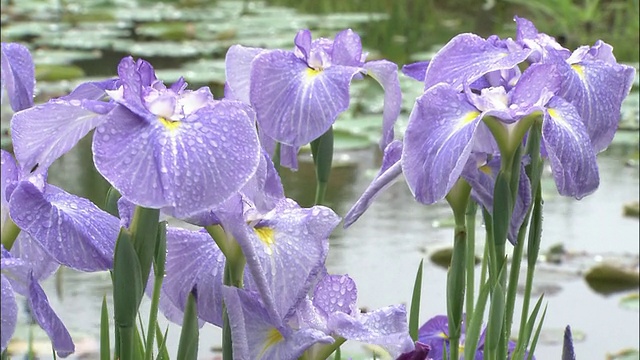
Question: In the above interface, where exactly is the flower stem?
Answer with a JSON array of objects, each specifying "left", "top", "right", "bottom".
[
  {"left": 465, "top": 201, "right": 477, "bottom": 321},
  {"left": 311, "top": 127, "right": 334, "bottom": 205}
]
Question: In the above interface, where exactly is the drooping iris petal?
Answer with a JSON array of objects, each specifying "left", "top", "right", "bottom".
[
  {"left": 418, "top": 315, "right": 449, "bottom": 359},
  {"left": 225, "top": 45, "right": 265, "bottom": 104},
  {"left": 112, "top": 57, "right": 157, "bottom": 120},
  {"left": 0, "top": 275, "right": 17, "bottom": 352},
  {"left": 343, "top": 140, "right": 403, "bottom": 228},
  {"left": 364, "top": 60, "right": 402, "bottom": 150},
  {"left": 161, "top": 227, "right": 225, "bottom": 326},
  {"left": 423, "top": 33, "right": 532, "bottom": 91},
  {"left": 62, "top": 79, "right": 120, "bottom": 101},
  {"left": 28, "top": 272, "right": 75, "bottom": 357},
  {"left": 557, "top": 56, "right": 636, "bottom": 153},
  {"left": 462, "top": 157, "right": 532, "bottom": 243},
  {"left": 396, "top": 341, "right": 431, "bottom": 360},
  {"left": 402, "top": 84, "right": 482, "bottom": 204},
  {"left": 221, "top": 286, "right": 333, "bottom": 360},
  {"left": 10, "top": 232, "right": 59, "bottom": 280},
  {"left": 328, "top": 305, "right": 414, "bottom": 358},
  {"left": 241, "top": 199, "right": 338, "bottom": 320},
  {"left": 1, "top": 150, "right": 19, "bottom": 209},
  {"left": 11, "top": 98, "right": 112, "bottom": 174},
  {"left": 9, "top": 182, "right": 118, "bottom": 271},
  {"left": 1, "top": 42, "right": 35, "bottom": 112},
  {"left": 249, "top": 50, "right": 361, "bottom": 146},
  {"left": 542, "top": 96, "right": 599, "bottom": 199},
  {"left": 93, "top": 100, "right": 261, "bottom": 218},
  {"left": 514, "top": 16, "right": 569, "bottom": 62}
]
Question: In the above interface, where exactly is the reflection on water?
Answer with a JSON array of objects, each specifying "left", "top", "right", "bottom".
[{"left": 13, "top": 138, "right": 637, "bottom": 359}]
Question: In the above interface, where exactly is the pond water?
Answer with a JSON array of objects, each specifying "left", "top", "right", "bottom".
[{"left": 2, "top": 0, "right": 639, "bottom": 359}]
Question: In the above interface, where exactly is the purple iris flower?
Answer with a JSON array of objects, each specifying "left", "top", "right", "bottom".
[
  {"left": 296, "top": 273, "right": 415, "bottom": 358},
  {"left": 1, "top": 42, "right": 35, "bottom": 112},
  {"left": 396, "top": 341, "right": 432, "bottom": 360},
  {"left": 1, "top": 247, "right": 74, "bottom": 357},
  {"left": 418, "top": 315, "right": 534, "bottom": 360},
  {"left": 225, "top": 29, "right": 402, "bottom": 153},
  {"left": 222, "top": 286, "right": 334, "bottom": 359},
  {"left": 11, "top": 57, "right": 262, "bottom": 218}
]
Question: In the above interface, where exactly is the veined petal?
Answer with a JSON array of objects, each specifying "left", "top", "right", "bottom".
[
  {"left": 222, "top": 286, "right": 333, "bottom": 360},
  {"left": 113, "top": 57, "right": 155, "bottom": 121},
  {"left": 542, "top": 96, "right": 599, "bottom": 198},
  {"left": 402, "top": 84, "right": 482, "bottom": 204},
  {"left": 225, "top": 45, "right": 265, "bottom": 104},
  {"left": 328, "top": 305, "right": 414, "bottom": 358},
  {"left": 11, "top": 98, "right": 110, "bottom": 173},
  {"left": 332, "top": 29, "right": 364, "bottom": 67},
  {"left": 343, "top": 140, "right": 403, "bottom": 228},
  {"left": 250, "top": 50, "right": 361, "bottom": 146},
  {"left": 558, "top": 58, "right": 636, "bottom": 152},
  {"left": 424, "top": 33, "right": 532, "bottom": 91},
  {"left": 162, "top": 227, "right": 225, "bottom": 326},
  {"left": 10, "top": 232, "right": 59, "bottom": 280},
  {"left": 294, "top": 29, "right": 312, "bottom": 61},
  {"left": 1, "top": 42, "right": 34, "bottom": 112},
  {"left": 62, "top": 78, "right": 120, "bottom": 101},
  {"left": 0, "top": 275, "right": 17, "bottom": 352},
  {"left": 28, "top": 272, "right": 74, "bottom": 357},
  {"left": 9, "top": 182, "right": 118, "bottom": 271},
  {"left": 93, "top": 100, "right": 261, "bottom": 218},
  {"left": 364, "top": 60, "right": 402, "bottom": 150}
]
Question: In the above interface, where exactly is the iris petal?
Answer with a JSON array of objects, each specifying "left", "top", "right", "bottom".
[
  {"left": 423, "top": 33, "right": 531, "bottom": 91},
  {"left": 542, "top": 96, "right": 599, "bottom": 198},
  {"left": 9, "top": 182, "right": 118, "bottom": 271},
  {"left": 93, "top": 100, "right": 260, "bottom": 218},
  {"left": 11, "top": 98, "right": 110, "bottom": 173},
  {"left": 0, "top": 275, "right": 17, "bottom": 352},
  {"left": 1, "top": 42, "right": 34, "bottom": 112},
  {"left": 402, "top": 84, "right": 482, "bottom": 204},
  {"left": 225, "top": 45, "right": 264, "bottom": 104},
  {"left": 28, "top": 272, "right": 75, "bottom": 357},
  {"left": 364, "top": 60, "right": 402, "bottom": 150},
  {"left": 250, "top": 50, "right": 361, "bottom": 146}
]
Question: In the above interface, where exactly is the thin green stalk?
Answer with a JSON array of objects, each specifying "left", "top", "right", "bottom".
[
  {"left": 145, "top": 222, "right": 167, "bottom": 360},
  {"left": 119, "top": 326, "right": 135, "bottom": 360},
  {"left": 465, "top": 201, "right": 478, "bottom": 320},
  {"left": 310, "top": 127, "right": 334, "bottom": 205},
  {"left": 221, "top": 237, "right": 246, "bottom": 360}
]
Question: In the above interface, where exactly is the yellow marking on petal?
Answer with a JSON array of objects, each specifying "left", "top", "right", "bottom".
[
  {"left": 159, "top": 117, "right": 180, "bottom": 131},
  {"left": 479, "top": 164, "right": 493, "bottom": 175},
  {"left": 571, "top": 64, "right": 585, "bottom": 81},
  {"left": 254, "top": 226, "right": 275, "bottom": 254},
  {"left": 547, "top": 108, "right": 562, "bottom": 122},
  {"left": 305, "top": 67, "right": 322, "bottom": 78},
  {"left": 460, "top": 111, "right": 481, "bottom": 126},
  {"left": 438, "top": 331, "right": 449, "bottom": 340},
  {"left": 259, "top": 327, "right": 284, "bottom": 358}
]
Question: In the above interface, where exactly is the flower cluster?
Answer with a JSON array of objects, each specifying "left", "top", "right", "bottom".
[
  {"left": 345, "top": 17, "right": 635, "bottom": 243},
  {"left": 1, "top": 29, "right": 413, "bottom": 359}
]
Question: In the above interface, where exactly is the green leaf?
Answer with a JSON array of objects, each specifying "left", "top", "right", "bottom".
[
  {"left": 155, "top": 325, "right": 170, "bottom": 360},
  {"left": 113, "top": 228, "right": 143, "bottom": 328},
  {"left": 104, "top": 187, "right": 121, "bottom": 217},
  {"left": 177, "top": 292, "right": 199, "bottom": 360},
  {"left": 464, "top": 279, "right": 491, "bottom": 360},
  {"left": 100, "top": 296, "right": 111, "bottom": 360},
  {"left": 620, "top": 293, "right": 640, "bottom": 311},
  {"left": 310, "top": 127, "right": 334, "bottom": 205},
  {"left": 409, "top": 259, "right": 424, "bottom": 341},
  {"left": 485, "top": 281, "right": 505, "bottom": 352},
  {"left": 492, "top": 170, "right": 512, "bottom": 249},
  {"left": 527, "top": 305, "right": 547, "bottom": 360},
  {"left": 129, "top": 207, "right": 160, "bottom": 298}
]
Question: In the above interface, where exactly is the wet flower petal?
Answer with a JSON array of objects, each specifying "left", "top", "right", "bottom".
[
  {"left": 364, "top": 60, "right": 402, "bottom": 150},
  {"left": 9, "top": 182, "right": 118, "bottom": 271},
  {"left": 0, "top": 275, "right": 17, "bottom": 352},
  {"left": 11, "top": 98, "right": 111, "bottom": 173},
  {"left": 93, "top": 100, "right": 261, "bottom": 218},
  {"left": 402, "top": 84, "right": 482, "bottom": 204},
  {"left": 1, "top": 42, "right": 34, "bottom": 112},
  {"left": 542, "top": 96, "right": 599, "bottom": 198},
  {"left": 249, "top": 50, "right": 361, "bottom": 146}
]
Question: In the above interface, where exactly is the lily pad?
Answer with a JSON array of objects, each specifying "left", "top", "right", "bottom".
[
  {"left": 32, "top": 49, "right": 102, "bottom": 65},
  {"left": 620, "top": 292, "right": 640, "bottom": 311},
  {"left": 135, "top": 22, "right": 198, "bottom": 41},
  {"left": 112, "top": 39, "right": 224, "bottom": 57},
  {"left": 333, "top": 130, "right": 373, "bottom": 151},
  {"left": 1, "top": 22, "right": 71, "bottom": 41},
  {"left": 607, "top": 349, "right": 640, "bottom": 360},
  {"left": 585, "top": 263, "right": 640, "bottom": 295},
  {"left": 430, "top": 247, "right": 481, "bottom": 268},
  {"left": 35, "top": 64, "right": 85, "bottom": 81},
  {"left": 538, "top": 327, "right": 586, "bottom": 345},
  {"left": 623, "top": 201, "right": 640, "bottom": 218}
]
